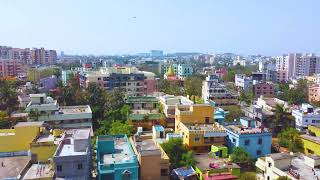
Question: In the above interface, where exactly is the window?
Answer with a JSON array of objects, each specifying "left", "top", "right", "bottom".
[
  {"left": 232, "top": 138, "right": 236, "bottom": 143},
  {"left": 122, "top": 170, "right": 131, "bottom": 180},
  {"left": 312, "top": 120, "right": 316, "bottom": 123},
  {"left": 258, "top": 138, "right": 262, "bottom": 145},
  {"left": 97, "top": 77, "right": 101, "bottom": 80},
  {"left": 161, "top": 169, "right": 168, "bottom": 176},
  {"left": 256, "top": 150, "right": 261, "bottom": 156},
  {"left": 205, "top": 117, "right": 210, "bottom": 124},
  {"left": 244, "top": 139, "right": 250, "bottom": 146},
  {"left": 194, "top": 137, "right": 200, "bottom": 142},
  {"left": 305, "top": 120, "right": 308, "bottom": 123},
  {"left": 268, "top": 162, "right": 272, "bottom": 167},
  {"left": 57, "top": 165, "right": 62, "bottom": 172},
  {"left": 77, "top": 163, "right": 83, "bottom": 170}
]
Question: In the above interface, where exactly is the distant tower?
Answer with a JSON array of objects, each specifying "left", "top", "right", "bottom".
[{"left": 60, "top": 51, "right": 65, "bottom": 60}]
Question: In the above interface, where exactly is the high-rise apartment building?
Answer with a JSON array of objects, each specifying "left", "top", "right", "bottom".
[
  {"left": 276, "top": 53, "right": 320, "bottom": 82},
  {"left": 0, "top": 59, "right": 23, "bottom": 78},
  {"left": 0, "top": 46, "right": 57, "bottom": 65}
]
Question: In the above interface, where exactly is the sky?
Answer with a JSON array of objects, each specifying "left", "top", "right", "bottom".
[{"left": 0, "top": 0, "right": 319, "bottom": 55}]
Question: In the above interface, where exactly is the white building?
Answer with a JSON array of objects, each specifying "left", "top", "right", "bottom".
[
  {"left": 276, "top": 53, "right": 320, "bottom": 82},
  {"left": 233, "top": 56, "right": 246, "bottom": 66},
  {"left": 25, "top": 94, "right": 92, "bottom": 129},
  {"left": 202, "top": 75, "right": 238, "bottom": 106},
  {"left": 256, "top": 152, "right": 320, "bottom": 180},
  {"left": 234, "top": 74, "right": 253, "bottom": 91},
  {"left": 292, "top": 103, "right": 320, "bottom": 131}
]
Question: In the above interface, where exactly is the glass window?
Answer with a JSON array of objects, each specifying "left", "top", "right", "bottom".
[
  {"left": 258, "top": 138, "right": 262, "bottom": 144},
  {"left": 77, "top": 163, "right": 83, "bottom": 170},
  {"left": 57, "top": 165, "right": 62, "bottom": 172},
  {"left": 244, "top": 139, "right": 250, "bottom": 146}
]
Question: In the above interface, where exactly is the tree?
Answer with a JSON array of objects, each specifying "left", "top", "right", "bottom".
[
  {"left": 184, "top": 75, "right": 205, "bottom": 97},
  {"left": 161, "top": 138, "right": 189, "bottom": 168},
  {"left": 238, "top": 172, "right": 257, "bottom": 180},
  {"left": 278, "top": 79, "right": 308, "bottom": 105},
  {"left": 224, "top": 105, "right": 244, "bottom": 122},
  {"left": 0, "top": 111, "right": 9, "bottom": 129},
  {"left": 277, "top": 128, "right": 303, "bottom": 152},
  {"left": 0, "top": 80, "right": 18, "bottom": 114},
  {"left": 239, "top": 91, "right": 254, "bottom": 105},
  {"left": 180, "top": 151, "right": 196, "bottom": 167},
  {"left": 230, "top": 147, "right": 252, "bottom": 165},
  {"left": 108, "top": 121, "right": 133, "bottom": 135},
  {"left": 272, "top": 104, "right": 295, "bottom": 134}
]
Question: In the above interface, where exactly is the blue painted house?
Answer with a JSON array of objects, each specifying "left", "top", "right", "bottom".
[
  {"left": 214, "top": 107, "right": 228, "bottom": 124},
  {"left": 225, "top": 117, "right": 272, "bottom": 159},
  {"left": 96, "top": 135, "right": 139, "bottom": 180}
]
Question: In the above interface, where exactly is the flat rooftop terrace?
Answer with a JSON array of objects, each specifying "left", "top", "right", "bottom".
[
  {"left": 194, "top": 153, "right": 240, "bottom": 171},
  {"left": 58, "top": 144, "right": 87, "bottom": 156},
  {"left": 301, "top": 134, "right": 320, "bottom": 144},
  {"left": 226, "top": 125, "right": 269, "bottom": 134},
  {"left": 284, "top": 157, "right": 320, "bottom": 180},
  {"left": 22, "top": 164, "right": 53, "bottom": 179},
  {"left": 184, "top": 123, "right": 225, "bottom": 132},
  {"left": 102, "top": 137, "right": 135, "bottom": 164},
  {"left": 135, "top": 139, "right": 161, "bottom": 156},
  {"left": 60, "top": 105, "right": 92, "bottom": 114},
  {"left": 0, "top": 156, "right": 30, "bottom": 179}
]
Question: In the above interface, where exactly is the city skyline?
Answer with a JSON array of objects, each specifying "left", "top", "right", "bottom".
[{"left": 1, "top": 0, "right": 320, "bottom": 55}]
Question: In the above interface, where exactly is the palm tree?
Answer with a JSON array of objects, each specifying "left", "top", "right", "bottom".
[
  {"left": 272, "top": 104, "right": 294, "bottom": 134},
  {"left": 0, "top": 81, "right": 18, "bottom": 114}
]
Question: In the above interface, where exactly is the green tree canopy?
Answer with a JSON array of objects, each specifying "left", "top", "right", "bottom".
[
  {"left": 184, "top": 75, "right": 205, "bottom": 97},
  {"left": 161, "top": 138, "right": 191, "bottom": 168},
  {"left": 238, "top": 172, "right": 257, "bottom": 180},
  {"left": 272, "top": 104, "right": 295, "bottom": 134},
  {"left": 224, "top": 105, "right": 244, "bottom": 122},
  {"left": 277, "top": 127, "right": 303, "bottom": 152},
  {"left": 276, "top": 176, "right": 291, "bottom": 180},
  {"left": 0, "top": 80, "right": 18, "bottom": 114},
  {"left": 230, "top": 147, "right": 252, "bottom": 165},
  {"left": 180, "top": 151, "right": 196, "bottom": 167},
  {"left": 108, "top": 121, "right": 133, "bottom": 135}
]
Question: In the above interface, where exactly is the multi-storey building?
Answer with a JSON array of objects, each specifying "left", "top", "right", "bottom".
[
  {"left": 292, "top": 104, "right": 320, "bottom": 131},
  {"left": 130, "top": 127, "right": 170, "bottom": 180},
  {"left": 233, "top": 56, "right": 246, "bottom": 66},
  {"left": 174, "top": 103, "right": 227, "bottom": 152},
  {"left": 0, "top": 46, "right": 57, "bottom": 65},
  {"left": 309, "top": 84, "right": 320, "bottom": 102},
  {"left": 24, "top": 94, "right": 92, "bottom": 129},
  {"left": 300, "top": 126, "right": 320, "bottom": 156},
  {"left": 202, "top": 75, "right": 238, "bottom": 106},
  {"left": 225, "top": 117, "right": 272, "bottom": 158},
  {"left": 96, "top": 135, "right": 139, "bottom": 180},
  {"left": 256, "top": 152, "right": 320, "bottom": 180},
  {"left": 81, "top": 67, "right": 156, "bottom": 96},
  {"left": 276, "top": 53, "right": 320, "bottom": 82},
  {"left": 53, "top": 128, "right": 91, "bottom": 180},
  {"left": 0, "top": 59, "right": 23, "bottom": 78},
  {"left": 159, "top": 63, "right": 193, "bottom": 80},
  {"left": 253, "top": 82, "right": 275, "bottom": 98},
  {"left": 234, "top": 74, "right": 253, "bottom": 92}
]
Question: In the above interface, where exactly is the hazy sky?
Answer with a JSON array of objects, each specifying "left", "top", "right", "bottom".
[{"left": 0, "top": 0, "right": 319, "bottom": 55}]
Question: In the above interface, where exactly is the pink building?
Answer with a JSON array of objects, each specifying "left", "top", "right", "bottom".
[
  {"left": 143, "top": 71, "right": 156, "bottom": 95},
  {"left": 309, "top": 85, "right": 320, "bottom": 103},
  {"left": 215, "top": 68, "right": 227, "bottom": 79},
  {"left": 0, "top": 59, "right": 23, "bottom": 78},
  {"left": 253, "top": 82, "right": 275, "bottom": 98}
]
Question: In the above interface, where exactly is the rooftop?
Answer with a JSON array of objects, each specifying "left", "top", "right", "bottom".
[
  {"left": 60, "top": 105, "right": 92, "bottom": 114},
  {"left": 0, "top": 156, "right": 30, "bottom": 179},
  {"left": 126, "top": 96, "right": 158, "bottom": 103},
  {"left": 284, "top": 156, "right": 320, "bottom": 180},
  {"left": 268, "top": 152, "right": 297, "bottom": 160},
  {"left": 15, "top": 121, "right": 44, "bottom": 127},
  {"left": 100, "top": 136, "right": 136, "bottom": 165},
  {"left": 134, "top": 139, "right": 161, "bottom": 156},
  {"left": 194, "top": 153, "right": 240, "bottom": 171},
  {"left": 226, "top": 125, "right": 270, "bottom": 134},
  {"left": 184, "top": 123, "right": 226, "bottom": 132},
  {"left": 301, "top": 134, "right": 320, "bottom": 144},
  {"left": 22, "top": 163, "right": 53, "bottom": 179}
]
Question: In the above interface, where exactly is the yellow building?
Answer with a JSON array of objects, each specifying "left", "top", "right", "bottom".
[
  {"left": 0, "top": 122, "right": 44, "bottom": 153},
  {"left": 174, "top": 104, "right": 227, "bottom": 152},
  {"left": 301, "top": 126, "right": 320, "bottom": 156},
  {"left": 175, "top": 104, "right": 214, "bottom": 128}
]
